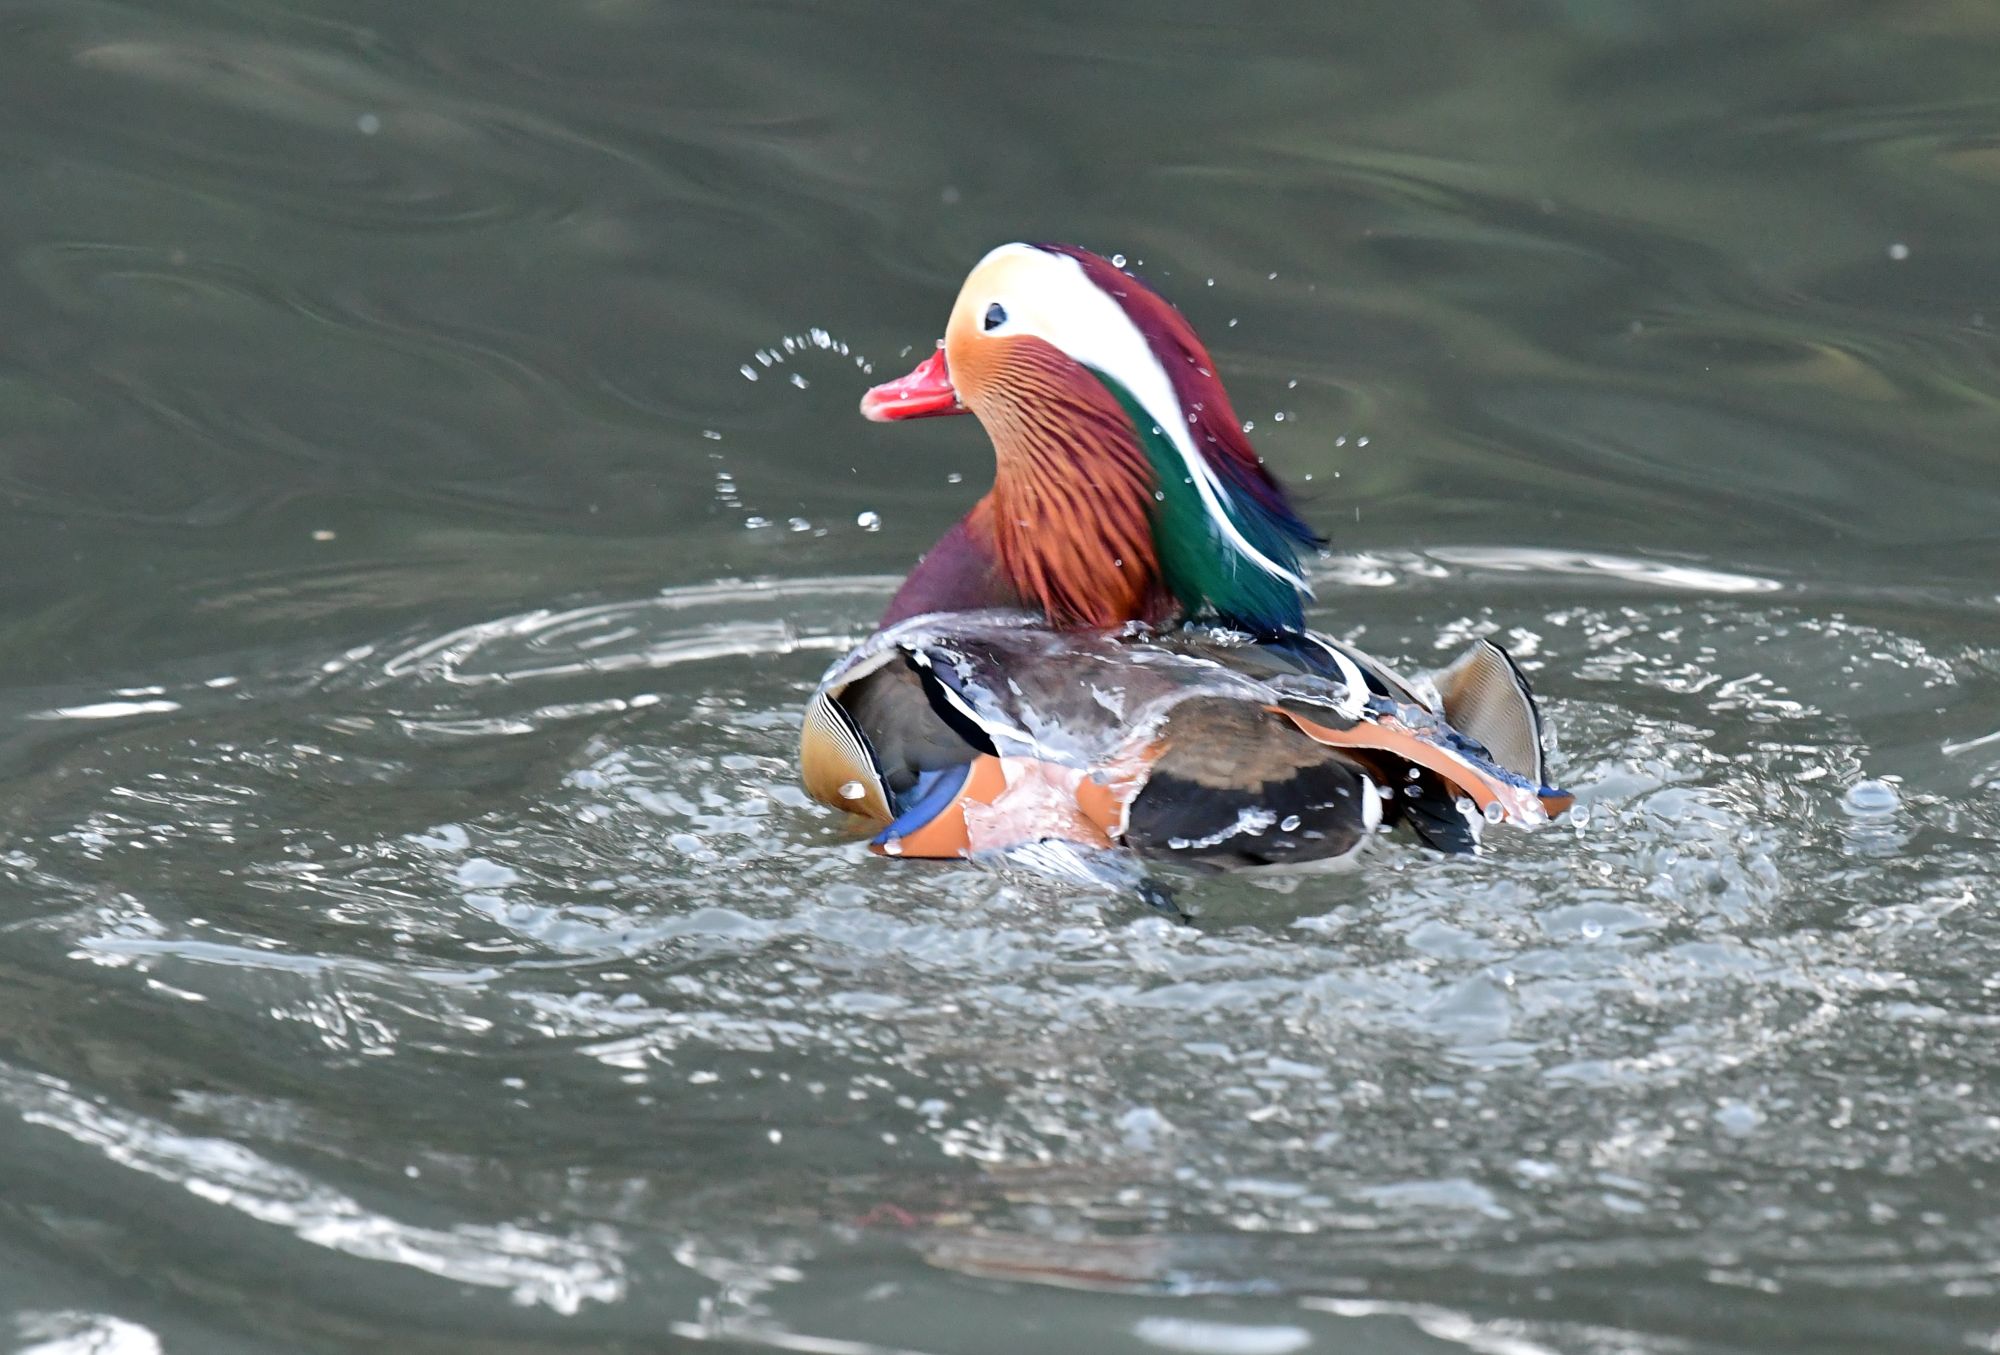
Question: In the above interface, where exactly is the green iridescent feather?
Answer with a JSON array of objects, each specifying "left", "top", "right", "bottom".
[{"left": 1092, "top": 372, "right": 1316, "bottom": 635}]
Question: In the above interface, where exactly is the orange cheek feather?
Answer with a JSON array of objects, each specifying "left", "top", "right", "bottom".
[{"left": 954, "top": 335, "right": 1166, "bottom": 628}]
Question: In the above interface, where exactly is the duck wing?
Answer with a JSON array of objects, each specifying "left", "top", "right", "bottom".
[{"left": 1122, "top": 698, "right": 1380, "bottom": 867}]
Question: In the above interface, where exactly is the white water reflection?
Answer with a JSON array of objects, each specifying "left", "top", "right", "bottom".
[
  {"left": 14, "top": 1313, "right": 163, "bottom": 1355},
  {"left": 1132, "top": 1317, "right": 1313, "bottom": 1355},
  {"left": 1424, "top": 548, "right": 1784, "bottom": 594},
  {"left": 28, "top": 699, "right": 183, "bottom": 721}
]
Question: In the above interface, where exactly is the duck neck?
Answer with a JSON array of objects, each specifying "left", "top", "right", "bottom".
[
  {"left": 980, "top": 365, "right": 1170, "bottom": 629},
  {"left": 879, "top": 498, "right": 1023, "bottom": 628}
]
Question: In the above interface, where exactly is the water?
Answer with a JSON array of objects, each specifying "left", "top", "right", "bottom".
[{"left": 2, "top": 2, "right": 1999, "bottom": 1351}]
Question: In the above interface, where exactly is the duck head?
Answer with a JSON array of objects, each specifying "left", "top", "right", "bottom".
[{"left": 863, "top": 243, "right": 1324, "bottom": 634}]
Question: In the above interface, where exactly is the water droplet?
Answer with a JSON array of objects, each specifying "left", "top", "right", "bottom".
[
  {"left": 1242, "top": 420, "right": 1256, "bottom": 432},
  {"left": 1484, "top": 800, "right": 1507, "bottom": 824},
  {"left": 356, "top": 112, "right": 381, "bottom": 135},
  {"left": 1280, "top": 814, "right": 1302, "bottom": 832},
  {"left": 744, "top": 515, "right": 771, "bottom": 530},
  {"left": 856, "top": 510, "right": 881, "bottom": 531},
  {"left": 1227, "top": 318, "right": 1239, "bottom": 328},
  {"left": 946, "top": 471, "right": 963, "bottom": 484},
  {"left": 1356, "top": 436, "right": 1371, "bottom": 448},
  {"left": 702, "top": 429, "right": 722, "bottom": 440},
  {"left": 1842, "top": 778, "right": 1900, "bottom": 817},
  {"left": 739, "top": 365, "right": 759, "bottom": 381},
  {"left": 882, "top": 837, "right": 904, "bottom": 856},
  {"left": 787, "top": 517, "right": 811, "bottom": 532},
  {"left": 838, "top": 780, "right": 866, "bottom": 801},
  {"left": 1888, "top": 241, "right": 1911, "bottom": 261},
  {"left": 789, "top": 372, "right": 810, "bottom": 389},
  {"left": 1570, "top": 803, "right": 1593, "bottom": 829},
  {"left": 1110, "top": 252, "right": 1127, "bottom": 267}
]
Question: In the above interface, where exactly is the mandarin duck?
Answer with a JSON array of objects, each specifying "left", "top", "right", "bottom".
[{"left": 801, "top": 243, "right": 1571, "bottom": 892}]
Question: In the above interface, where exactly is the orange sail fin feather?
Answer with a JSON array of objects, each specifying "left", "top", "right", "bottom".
[{"left": 809, "top": 243, "right": 1572, "bottom": 890}]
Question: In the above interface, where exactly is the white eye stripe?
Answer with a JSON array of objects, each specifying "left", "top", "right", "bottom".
[{"left": 975, "top": 245, "right": 1307, "bottom": 592}]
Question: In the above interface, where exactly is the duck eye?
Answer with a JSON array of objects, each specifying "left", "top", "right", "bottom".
[{"left": 983, "top": 302, "right": 1007, "bottom": 332}]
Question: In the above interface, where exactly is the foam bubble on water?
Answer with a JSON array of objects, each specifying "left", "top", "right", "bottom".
[
  {"left": 455, "top": 857, "right": 519, "bottom": 889},
  {"left": 1842, "top": 778, "right": 1900, "bottom": 817},
  {"left": 1714, "top": 1099, "right": 1765, "bottom": 1137}
]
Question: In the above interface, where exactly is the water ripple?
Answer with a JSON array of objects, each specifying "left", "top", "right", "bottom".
[{"left": 0, "top": 1062, "right": 624, "bottom": 1312}]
